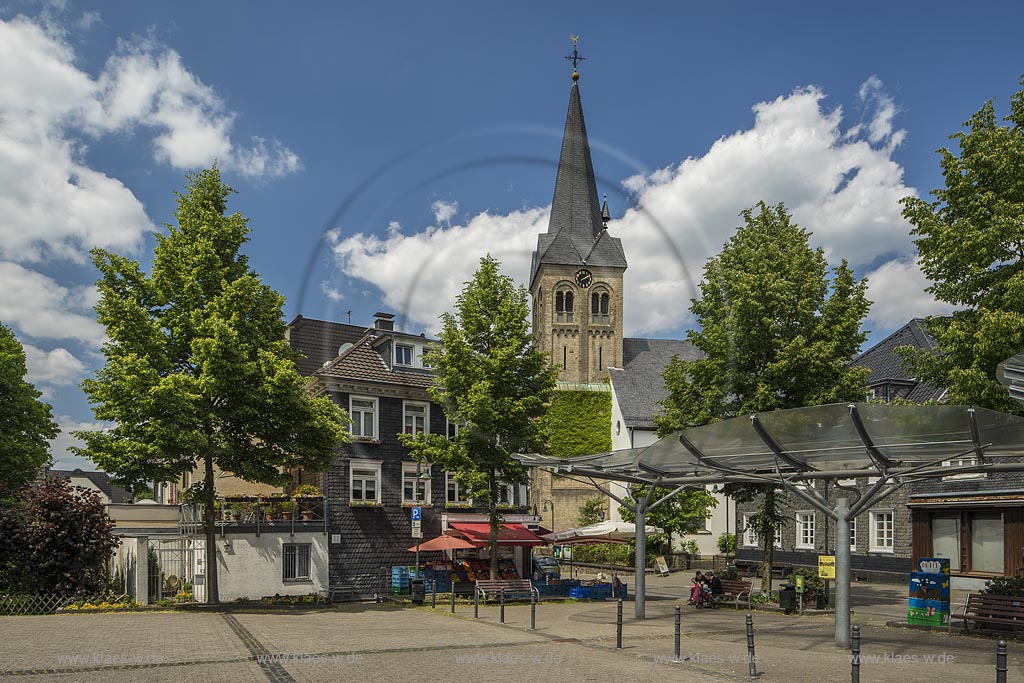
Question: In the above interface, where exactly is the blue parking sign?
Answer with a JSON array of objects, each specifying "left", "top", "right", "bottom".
[{"left": 411, "top": 506, "right": 421, "bottom": 522}]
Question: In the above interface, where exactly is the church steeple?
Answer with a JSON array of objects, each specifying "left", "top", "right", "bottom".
[
  {"left": 529, "top": 38, "right": 627, "bottom": 385},
  {"left": 529, "top": 48, "right": 627, "bottom": 289}
]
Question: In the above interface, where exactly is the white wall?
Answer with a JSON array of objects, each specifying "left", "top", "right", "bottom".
[{"left": 215, "top": 532, "right": 329, "bottom": 602}]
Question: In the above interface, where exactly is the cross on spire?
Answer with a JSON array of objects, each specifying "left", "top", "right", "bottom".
[{"left": 564, "top": 35, "right": 586, "bottom": 79}]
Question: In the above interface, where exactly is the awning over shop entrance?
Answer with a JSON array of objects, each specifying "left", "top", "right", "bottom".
[{"left": 446, "top": 522, "right": 547, "bottom": 547}]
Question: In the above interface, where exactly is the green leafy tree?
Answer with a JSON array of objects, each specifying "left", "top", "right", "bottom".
[
  {"left": 0, "top": 324, "right": 59, "bottom": 490},
  {"left": 899, "top": 78, "right": 1024, "bottom": 413},
  {"left": 618, "top": 485, "right": 717, "bottom": 555},
  {"left": 75, "top": 168, "right": 349, "bottom": 603},
  {"left": 0, "top": 478, "right": 119, "bottom": 594},
  {"left": 400, "top": 256, "right": 557, "bottom": 579},
  {"left": 655, "top": 201, "right": 871, "bottom": 590},
  {"left": 577, "top": 497, "right": 607, "bottom": 527}
]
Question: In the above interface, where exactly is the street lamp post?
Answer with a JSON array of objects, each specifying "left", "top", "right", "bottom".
[{"left": 542, "top": 499, "right": 555, "bottom": 532}]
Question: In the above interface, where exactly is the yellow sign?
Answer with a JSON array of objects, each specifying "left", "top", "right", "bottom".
[{"left": 818, "top": 555, "right": 836, "bottom": 579}]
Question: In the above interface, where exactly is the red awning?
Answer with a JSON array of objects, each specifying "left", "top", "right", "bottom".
[{"left": 446, "top": 522, "right": 547, "bottom": 547}]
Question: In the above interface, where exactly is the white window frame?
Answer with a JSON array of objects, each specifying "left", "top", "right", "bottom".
[
  {"left": 445, "top": 417, "right": 460, "bottom": 440},
  {"left": 869, "top": 509, "right": 895, "bottom": 553},
  {"left": 350, "top": 460, "right": 382, "bottom": 503},
  {"left": 796, "top": 511, "right": 815, "bottom": 550},
  {"left": 850, "top": 517, "right": 857, "bottom": 552},
  {"left": 402, "top": 462, "right": 432, "bottom": 504},
  {"left": 445, "top": 472, "right": 470, "bottom": 505},
  {"left": 395, "top": 343, "right": 414, "bottom": 366},
  {"left": 283, "top": 543, "right": 311, "bottom": 581},
  {"left": 349, "top": 395, "right": 378, "bottom": 441},
  {"left": 403, "top": 400, "right": 429, "bottom": 435},
  {"left": 742, "top": 513, "right": 758, "bottom": 548},
  {"left": 420, "top": 345, "right": 433, "bottom": 368},
  {"left": 494, "top": 474, "right": 516, "bottom": 506}
]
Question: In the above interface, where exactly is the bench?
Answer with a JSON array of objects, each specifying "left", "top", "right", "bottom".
[
  {"left": 474, "top": 579, "right": 538, "bottom": 604},
  {"left": 955, "top": 593, "right": 1024, "bottom": 633},
  {"left": 715, "top": 579, "right": 753, "bottom": 610}
]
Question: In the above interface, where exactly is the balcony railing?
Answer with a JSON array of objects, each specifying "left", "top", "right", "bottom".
[{"left": 178, "top": 496, "right": 327, "bottom": 536}]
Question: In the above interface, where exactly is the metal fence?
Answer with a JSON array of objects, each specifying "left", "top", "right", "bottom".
[{"left": 0, "top": 592, "right": 132, "bottom": 616}]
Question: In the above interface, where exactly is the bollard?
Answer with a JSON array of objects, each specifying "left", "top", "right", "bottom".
[
  {"left": 530, "top": 591, "right": 537, "bottom": 630},
  {"left": 500, "top": 588, "right": 505, "bottom": 624},
  {"left": 450, "top": 587, "right": 456, "bottom": 614},
  {"left": 674, "top": 605, "right": 681, "bottom": 662},
  {"left": 745, "top": 613, "right": 761, "bottom": 679},
  {"left": 431, "top": 585, "right": 436, "bottom": 609},
  {"left": 616, "top": 599, "right": 623, "bottom": 649},
  {"left": 851, "top": 624, "right": 860, "bottom": 683},
  {"left": 474, "top": 589, "right": 479, "bottom": 619},
  {"left": 997, "top": 640, "right": 1008, "bottom": 683}
]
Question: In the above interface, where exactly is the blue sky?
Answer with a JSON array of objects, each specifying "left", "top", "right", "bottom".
[{"left": 2, "top": 1, "right": 1023, "bottom": 469}]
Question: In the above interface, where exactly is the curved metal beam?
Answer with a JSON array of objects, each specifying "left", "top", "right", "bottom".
[
  {"left": 848, "top": 404, "right": 896, "bottom": 470},
  {"left": 750, "top": 414, "right": 811, "bottom": 471}
]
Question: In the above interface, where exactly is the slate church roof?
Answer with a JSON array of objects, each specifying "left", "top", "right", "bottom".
[
  {"left": 530, "top": 78, "right": 627, "bottom": 287},
  {"left": 609, "top": 338, "right": 703, "bottom": 430}
]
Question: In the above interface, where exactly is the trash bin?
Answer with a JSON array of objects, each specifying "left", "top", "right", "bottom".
[
  {"left": 778, "top": 583, "right": 797, "bottom": 613},
  {"left": 411, "top": 580, "right": 425, "bottom": 604}
]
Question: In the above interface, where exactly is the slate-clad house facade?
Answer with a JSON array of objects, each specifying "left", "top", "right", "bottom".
[
  {"left": 289, "top": 313, "right": 531, "bottom": 597},
  {"left": 733, "top": 319, "right": 943, "bottom": 582}
]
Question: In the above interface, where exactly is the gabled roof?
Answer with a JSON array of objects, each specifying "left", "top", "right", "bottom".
[
  {"left": 287, "top": 315, "right": 368, "bottom": 376},
  {"left": 48, "top": 468, "right": 133, "bottom": 503},
  {"left": 531, "top": 80, "right": 627, "bottom": 287},
  {"left": 609, "top": 338, "right": 703, "bottom": 429},
  {"left": 852, "top": 318, "right": 945, "bottom": 403},
  {"left": 315, "top": 332, "right": 436, "bottom": 389}
]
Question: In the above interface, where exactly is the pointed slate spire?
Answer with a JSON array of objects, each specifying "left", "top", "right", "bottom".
[
  {"left": 601, "top": 194, "right": 611, "bottom": 227},
  {"left": 530, "top": 76, "right": 627, "bottom": 287}
]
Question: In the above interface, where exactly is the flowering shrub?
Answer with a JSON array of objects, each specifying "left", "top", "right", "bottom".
[{"left": 64, "top": 599, "right": 139, "bottom": 611}]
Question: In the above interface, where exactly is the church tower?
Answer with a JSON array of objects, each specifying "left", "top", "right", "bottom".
[{"left": 529, "top": 45, "right": 627, "bottom": 384}]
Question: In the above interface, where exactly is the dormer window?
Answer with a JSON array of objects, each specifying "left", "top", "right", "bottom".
[
  {"left": 555, "top": 289, "right": 574, "bottom": 323},
  {"left": 395, "top": 344, "right": 413, "bottom": 366}
]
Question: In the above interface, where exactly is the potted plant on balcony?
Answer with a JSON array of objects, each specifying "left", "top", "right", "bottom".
[
  {"left": 280, "top": 500, "right": 293, "bottom": 521},
  {"left": 293, "top": 484, "right": 322, "bottom": 520}
]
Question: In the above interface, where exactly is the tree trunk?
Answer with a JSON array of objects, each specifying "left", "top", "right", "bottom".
[
  {"left": 762, "top": 526, "right": 775, "bottom": 595},
  {"left": 488, "top": 470, "right": 499, "bottom": 580},
  {"left": 203, "top": 453, "right": 219, "bottom": 604}
]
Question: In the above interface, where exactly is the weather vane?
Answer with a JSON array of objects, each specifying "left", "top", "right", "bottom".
[{"left": 565, "top": 35, "right": 586, "bottom": 78}]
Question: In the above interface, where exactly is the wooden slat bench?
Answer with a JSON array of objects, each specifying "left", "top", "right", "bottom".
[
  {"left": 715, "top": 579, "right": 753, "bottom": 610},
  {"left": 955, "top": 593, "right": 1024, "bottom": 633},
  {"left": 475, "top": 579, "right": 538, "bottom": 603}
]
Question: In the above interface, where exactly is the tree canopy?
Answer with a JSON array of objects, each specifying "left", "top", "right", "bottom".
[
  {"left": 618, "top": 484, "right": 717, "bottom": 551},
  {"left": 655, "top": 201, "right": 871, "bottom": 589},
  {"left": 400, "top": 255, "right": 557, "bottom": 578},
  {"left": 900, "top": 78, "right": 1024, "bottom": 413},
  {"left": 0, "top": 478, "right": 119, "bottom": 595},
  {"left": 0, "top": 324, "right": 59, "bottom": 490},
  {"left": 75, "top": 167, "right": 348, "bottom": 602}
]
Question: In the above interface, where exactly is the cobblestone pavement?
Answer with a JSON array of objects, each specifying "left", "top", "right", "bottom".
[{"left": 1, "top": 586, "right": 1022, "bottom": 683}]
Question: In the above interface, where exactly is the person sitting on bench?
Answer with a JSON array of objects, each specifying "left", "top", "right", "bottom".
[
  {"left": 706, "top": 571, "right": 723, "bottom": 596},
  {"left": 689, "top": 571, "right": 709, "bottom": 606}
]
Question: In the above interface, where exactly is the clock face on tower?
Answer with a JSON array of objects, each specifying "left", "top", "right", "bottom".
[{"left": 574, "top": 269, "right": 593, "bottom": 288}]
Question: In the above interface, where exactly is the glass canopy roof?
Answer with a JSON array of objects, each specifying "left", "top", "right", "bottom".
[{"left": 517, "top": 403, "right": 1024, "bottom": 484}]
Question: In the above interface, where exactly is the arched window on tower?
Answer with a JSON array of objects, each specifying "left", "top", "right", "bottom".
[
  {"left": 591, "top": 291, "right": 610, "bottom": 324},
  {"left": 556, "top": 288, "right": 574, "bottom": 323}
]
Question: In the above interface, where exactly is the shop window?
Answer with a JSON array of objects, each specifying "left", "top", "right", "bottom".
[
  {"left": 870, "top": 510, "right": 894, "bottom": 553},
  {"left": 796, "top": 512, "right": 815, "bottom": 549},
  {"left": 971, "top": 512, "right": 1004, "bottom": 574},
  {"left": 402, "top": 462, "right": 431, "bottom": 504},
  {"left": 931, "top": 513, "right": 961, "bottom": 571},
  {"left": 283, "top": 543, "right": 311, "bottom": 581}
]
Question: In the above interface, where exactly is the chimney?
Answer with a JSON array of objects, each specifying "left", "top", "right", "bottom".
[{"left": 373, "top": 312, "right": 395, "bottom": 331}]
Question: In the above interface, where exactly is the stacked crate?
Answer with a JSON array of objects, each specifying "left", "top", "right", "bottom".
[{"left": 391, "top": 566, "right": 411, "bottom": 595}]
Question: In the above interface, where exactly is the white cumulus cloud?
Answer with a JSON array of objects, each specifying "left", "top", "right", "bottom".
[
  {"left": 864, "top": 257, "right": 957, "bottom": 329},
  {"left": 331, "top": 80, "right": 933, "bottom": 337},
  {"left": 23, "top": 343, "right": 88, "bottom": 387}
]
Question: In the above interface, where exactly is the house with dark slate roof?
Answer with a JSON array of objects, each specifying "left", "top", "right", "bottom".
[
  {"left": 852, "top": 318, "right": 945, "bottom": 403},
  {"left": 47, "top": 468, "right": 133, "bottom": 504},
  {"left": 291, "top": 313, "right": 534, "bottom": 598}
]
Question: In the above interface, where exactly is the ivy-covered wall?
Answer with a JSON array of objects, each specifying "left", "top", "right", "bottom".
[
  {"left": 534, "top": 390, "right": 613, "bottom": 531},
  {"left": 542, "top": 390, "right": 612, "bottom": 458}
]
